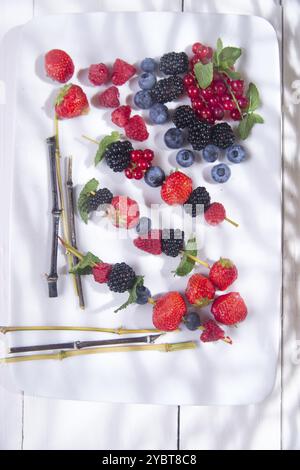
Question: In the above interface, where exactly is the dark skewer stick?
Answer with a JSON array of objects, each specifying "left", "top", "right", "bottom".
[
  {"left": 66, "top": 157, "right": 85, "bottom": 309},
  {"left": 9, "top": 334, "right": 163, "bottom": 354},
  {"left": 46, "top": 136, "right": 62, "bottom": 297}
]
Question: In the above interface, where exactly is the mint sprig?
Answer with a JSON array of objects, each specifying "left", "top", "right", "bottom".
[
  {"left": 213, "top": 38, "right": 242, "bottom": 80},
  {"left": 174, "top": 236, "right": 197, "bottom": 277},
  {"left": 70, "top": 252, "right": 101, "bottom": 275},
  {"left": 95, "top": 131, "right": 121, "bottom": 166},
  {"left": 115, "top": 276, "right": 145, "bottom": 313},
  {"left": 77, "top": 178, "right": 99, "bottom": 224},
  {"left": 238, "top": 83, "right": 264, "bottom": 139}
]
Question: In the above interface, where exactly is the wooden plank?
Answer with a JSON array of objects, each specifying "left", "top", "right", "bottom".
[
  {"left": 23, "top": 397, "right": 178, "bottom": 450},
  {"left": 281, "top": 0, "right": 300, "bottom": 450}
]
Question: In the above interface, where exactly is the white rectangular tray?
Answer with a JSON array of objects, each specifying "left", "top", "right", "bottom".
[{"left": 0, "top": 11, "right": 281, "bottom": 405}]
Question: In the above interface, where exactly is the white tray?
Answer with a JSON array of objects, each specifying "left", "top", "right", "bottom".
[{"left": 0, "top": 11, "right": 281, "bottom": 405}]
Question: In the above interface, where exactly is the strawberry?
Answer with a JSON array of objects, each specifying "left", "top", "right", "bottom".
[
  {"left": 152, "top": 292, "right": 187, "bottom": 331},
  {"left": 55, "top": 84, "right": 89, "bottom": 119},
  {"left": 200, "top": 320, "right": 232, "bottom": 344},
  {"left": 211, "top": 292, "right": 247, "bottom": 325},
  {"left": 111, "top": 106, "right": 131, "bottom": 127},
  {"left": 107, "top": 196, "right": 140, "bottom": 229},
  {"left": 134, "top": 230, "right": 162, "bottom": 255},
  {"left": 45, "top": 49, "right": 74, "bottom": 83},
  {"left": 92, "top": 263, "right": 112, "bottom": 284},
  {"left": 98, "top": 86, "right": 120, "bottom": 108},
  {"left": 185, "top": 274, "right": 215, "bottom": 307},
  {"left": 124, "top": 116, "right": 149, "bottom": 141},
  {"left": 112, "top": 58, "right": 136, "bottom": 86},
  {"left": 209, "top": 258, "right": 238, "bottom": 291},
  {"left": 88, "top": 63, "right": 109, "bottom": 86},
  {"left": 161, "top": 171, "right": 193, "bottom": 205},
  {"left": 204, "top": 202, "right": 226, "bottom": 226}
]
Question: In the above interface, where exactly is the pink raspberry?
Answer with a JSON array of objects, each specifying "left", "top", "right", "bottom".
[
  {"left": 124, "top": 115, "right": 149, "bottom": 142},
  {"left": 98, "top": 86, "right": 120, "bottom": 108},
  {"left": 112, "top": 58, "right": 136, "bottom": 86},
  {"left": 88, "top": 63, "right": 110, "bottom": 86},
  {"left": 111, "top": 105, "right": 132, "bottom": 127},
  {"left": 92, "top": 263, "right": 112, "bottom": 284}
]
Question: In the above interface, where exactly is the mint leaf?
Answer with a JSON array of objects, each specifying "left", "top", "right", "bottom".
[
  {"left": 252, "top": 113, "right": 264, "bottom": 124},
  {"left": 213, "top": 38, "right": 223, "bottom": 67},
  {"left": 77, "top": 178, "right": 99, "bottom": 224},
  {"left": 219, "top": 47, "right": 242, "bottom": 67},
  {"left": 247, "top": 83, "right": 261, "bottom": 113},
  {"left": 174, "top": 236, "right": 197, "bottom": 277},
  {"left": 95, "top": 131, "right": 121, "bottom": 166},
  {"left": 70, "top": 252, "right": 101, "bottom": 275},
  {"left": 194, "top": 62, "right": 213, "bottom": 89},
  {"left": 220, "top": 68, "right": 241, "bottom": 80},
  {"left": 238, "top": 114, "right": 256, "bottom": 140},
  {"left": 114, "top": 276, "right": 144, "bottom": 313},
  {"left": 216, "top": 38, "right": 223, "bottom": 56}
]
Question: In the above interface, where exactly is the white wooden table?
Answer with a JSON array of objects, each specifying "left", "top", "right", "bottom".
[{"left": 0, "top": 0, "right": 299, "bottom": 450}]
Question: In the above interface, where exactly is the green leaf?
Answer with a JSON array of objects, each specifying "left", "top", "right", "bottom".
[
  {"left": 216, "top": 38, "right": 223, "bottom": 56},
  {"left": 213, "top": 38, "right": 223, "bottom": 67},
  {"left": 194, "top": 62, "right": 213, "bottom": 89},
  {"left": 174, "top": 236, "right": 197, "bottom": 277},
  {"left": 114, "top": 276, "right": 144, "bottom": 313},
  {"left": 77, "top": 178, "right": 99, "bottom": 224},
  {"left": 70, "top": 252, "right": 101, "bottom": 275},
  {"left": 238, "top": 114, "right": 256, "bottom": 140},
  {"left": 252, "top": 113, "right": 264, "bottom": 124},
  {"left": 220, "top": 68, "right": 241, "bottom": 80},
  {"left": 95, "top": 131, "right": 121, "bottom": 166},
  {"left": 219, "top": 47, "right": 242, "bottom": 67},
  {"left": 246, "top": 83, "right": 261, "bottom": 113}
]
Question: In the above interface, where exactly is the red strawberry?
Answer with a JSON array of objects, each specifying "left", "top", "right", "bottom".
[
  {"left": 152, "top": 292, "right": 187, "bottom": 331},
  {"left": 204, "top": 202, "right": 226, "bottom": 226},
  {"left": 107, "top": 196, "right": 139, "bottom": 229},
  {"left": 92, "top": 263, "right": 112, "bottom": 283},
  {"left": 211, "top": 292, "right": 247, "bottom": 325},
  {"left": 98, "top": 86, "right": 120, "bottom": 108},
  {"left": 209, "top": 258, "right": 238, "bottom": 291},
  {"left": 88, "top": 63, "right": 110, "bottom": 85},
  {"left": 55, "top": 84, "right": 89, "bottom": 119},
  {"left": 185, "top": 274, "right": 216, "bottom": 307},
  {"left": 134, "top": 230, "right": 162, "bottom": 255},
  {"left": 161, "top": 171, "right": 193, "bottom": 206},
  {"left": 112, "top": 58, "right": 136, "bottom": 86},
  {"left": 124, "top": 115, "right": 149, "bottom": 141},
  {"left": 200, "top": 320, "right": 232, "bottom": 344},
  {"left": 45, "top": 49, "right": 74, "bottom": 83},
  {"left": 112, "top": 105, "right": 132, "bottom": 127}
]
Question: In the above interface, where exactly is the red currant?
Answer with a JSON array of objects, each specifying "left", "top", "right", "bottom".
[
  {"left": 183, "top": 73, "right": 195, "bottom": 88},
  {"left": 191, "top": 99, "right": 204, "bottom": 111},
  {"left": 187, "top": 85, "right": 200, "bottom": 99},
  {"left": 143, "top": 149, "right": 154, "bottom": 161},
  {"left": 133, "top": 168, "right": 143, "bottom": 180},
  {"left": 223, "top": 100, "right": 235, "bottom": 111},
  {"left": 237, "top": 96, "right": 249, "bottom": 109},
  {"left": 206, "top": 47, "right": 213, "bottom": 59},
  {"left": 230, "top": 109, "right": 242, "bottom": 121},
  {"left": 213, "top": 80, "right": 227, "bottom": 97},
  {"left": 198, "top": 46, "right": 209, "bottom": 59},
  {"left": 192, "top": 42, "right": 203, "bottom": 55},
  {"left": 200, "top": 87, "right": 213, "bottom": 100},
  {"left": 213, "top": 106, "right": 225, "bottom": 120},
  {"left": 231, "top": 80, "right": 244, "bottom": 95},
  {"left": 125, "top": 168, "right": 133, "bottom": 179},
  {"left": 208, "top": 96, "right": 220, "bottom": 108},
  {"left": 200, "top": 107, "right": 212, "bottom": 121},
  {"left": 137, "top": 160, "right": 149, "bottom": 170},
  {"left": 131, "top": 150, "right": 143, "bottom": 162}
]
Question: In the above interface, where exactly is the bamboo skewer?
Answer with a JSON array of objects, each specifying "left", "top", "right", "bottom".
[
  {"left": 9, "top": 334, "right": 163, "bottom": 354},
  {"left": 46, "top": 136, "right": 61, "bottom": 297},
  {"left": 0, "top": 326, "right": 163, "bottom": 335},
  {"left": 1, "top": 341, "right": 197, "bottom": 364},
  {"left": 66, "top": 157, "right": 85, "bottom": 309}
]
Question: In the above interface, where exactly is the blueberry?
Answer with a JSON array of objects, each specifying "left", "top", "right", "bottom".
[
  {"left": 211, "top": 163, "right": 231, "bottom": 183},
  {"left": 226, "top": 144, "right": 246, "bottom": 163},
  {"left": 136, "top": 285, "right": 152, "bottom": 305},
  {"left": 138, "top": 72, "right": 156, "bottom": 90},
  {"left": 141, "top": 57, "right": 157, "bottom": 72},
  {"left": 184, "top": 312, "right": 201, "bottom": 331},
  {"left": 136, "top": 217, "right": 152, "bottom": 235},
  {"left": 134, "top": 90, "right": 153, "bottom": 109},
  {"left": 149, "top": 103, "right": 169, "bottom": 124},
  {"left": 144, "top": 166, "right": 165, "bottom": 187},
  {"left": 203, "top": 144, "right": 220, "bottom": 163},
  {"left": 176, "top": 149, "right": 195, "bottom": 168},
  {"left": 164, "top": 128, "right": 185, "bottom": 149}
]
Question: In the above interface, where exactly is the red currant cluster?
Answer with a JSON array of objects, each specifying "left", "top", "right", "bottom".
[
  {"left": 183, "top": 42, "right": 249, "bottom": 126},
  {"left": 125, "top": 149, "right": 155, "bottom": 180}
]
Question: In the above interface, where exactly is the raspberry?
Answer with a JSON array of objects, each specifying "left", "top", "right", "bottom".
[
  {"left": 112, "top": 58, "right": 136, "bottom": 86},
  {"left": 204, "top": 202, "right": 226, "bottom": 226},
  {"left": 210, "top": 122, "right": 235, "bottom": 149},
  {"left": 124, "top": 115, "right": 149, "bottom": 142},
  {"left": 200, "top": 320, "right": 232, "bottom": 344},
  {"left": 107, "top": 262, "right": 136, "bottom": 293},
  {"left": 88, "top": 63, "right": 109, "bottom": 85},
  {"left": 172, "top": 105, "right": 197, "bottom": 129},
  {"left": 159, "top": 52, "right": 189, "bottom": 75},
  {"left": 150, "top": 76, "right": 184, "bottom": 104},
  {"left": 187, "top": 119, "right": 212, "bottom": 150},
  {"left": 111, "top": 106, "right": 131, "bottom": 127},
  {"left": 104, "top": 140, "right": 133, "bottom": 172},
  {"left": 87, "top": 188, "right": 113, "bottom": 212},
  {"left": 184, "top": 187, "right": 211, "bottom": 218},
  {"left": 134, "top": 229, "right": 162, "bottom": 255},
  {"left": 152, "top": 292, "right": 187, "bottom": 331},
  {"left": 92, "top": 263, "right": 112, "bottom": 284},
  {"left": 98, "top": 86, "right": 120, "bottom": 108},
  {"left": 161, "top": 229, "right": 184, "bottom": 257}
]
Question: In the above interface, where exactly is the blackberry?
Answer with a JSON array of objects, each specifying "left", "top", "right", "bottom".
[
  {"left": 159, "top": 52, "right": 189, "bottom": 75},
  {"left": 161, "top": 229, "right": 185, "bottom": 258},
  {"left": 210, "top": 123, "right": 235, "bottom": 149},
  {"left": 107, "top": 262, "right": 136, "bottom": 293},
  {"left": 172, "top": 105, "right": 196, "bottom": 129},
  {"left": 87, "top": 188, "right": 113, "bottom": 212},
  {"left": 187, "top": 119, "right": 212, "bottom": 150},
  {"left": 104, "top": 140, "right": 133, "bottom": 172},
  {"left": 150, "top": 76, "right": 184, "bottom": 104},
  {"left": 184, "top": 187, "right": 211, "bottom": 217}
]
